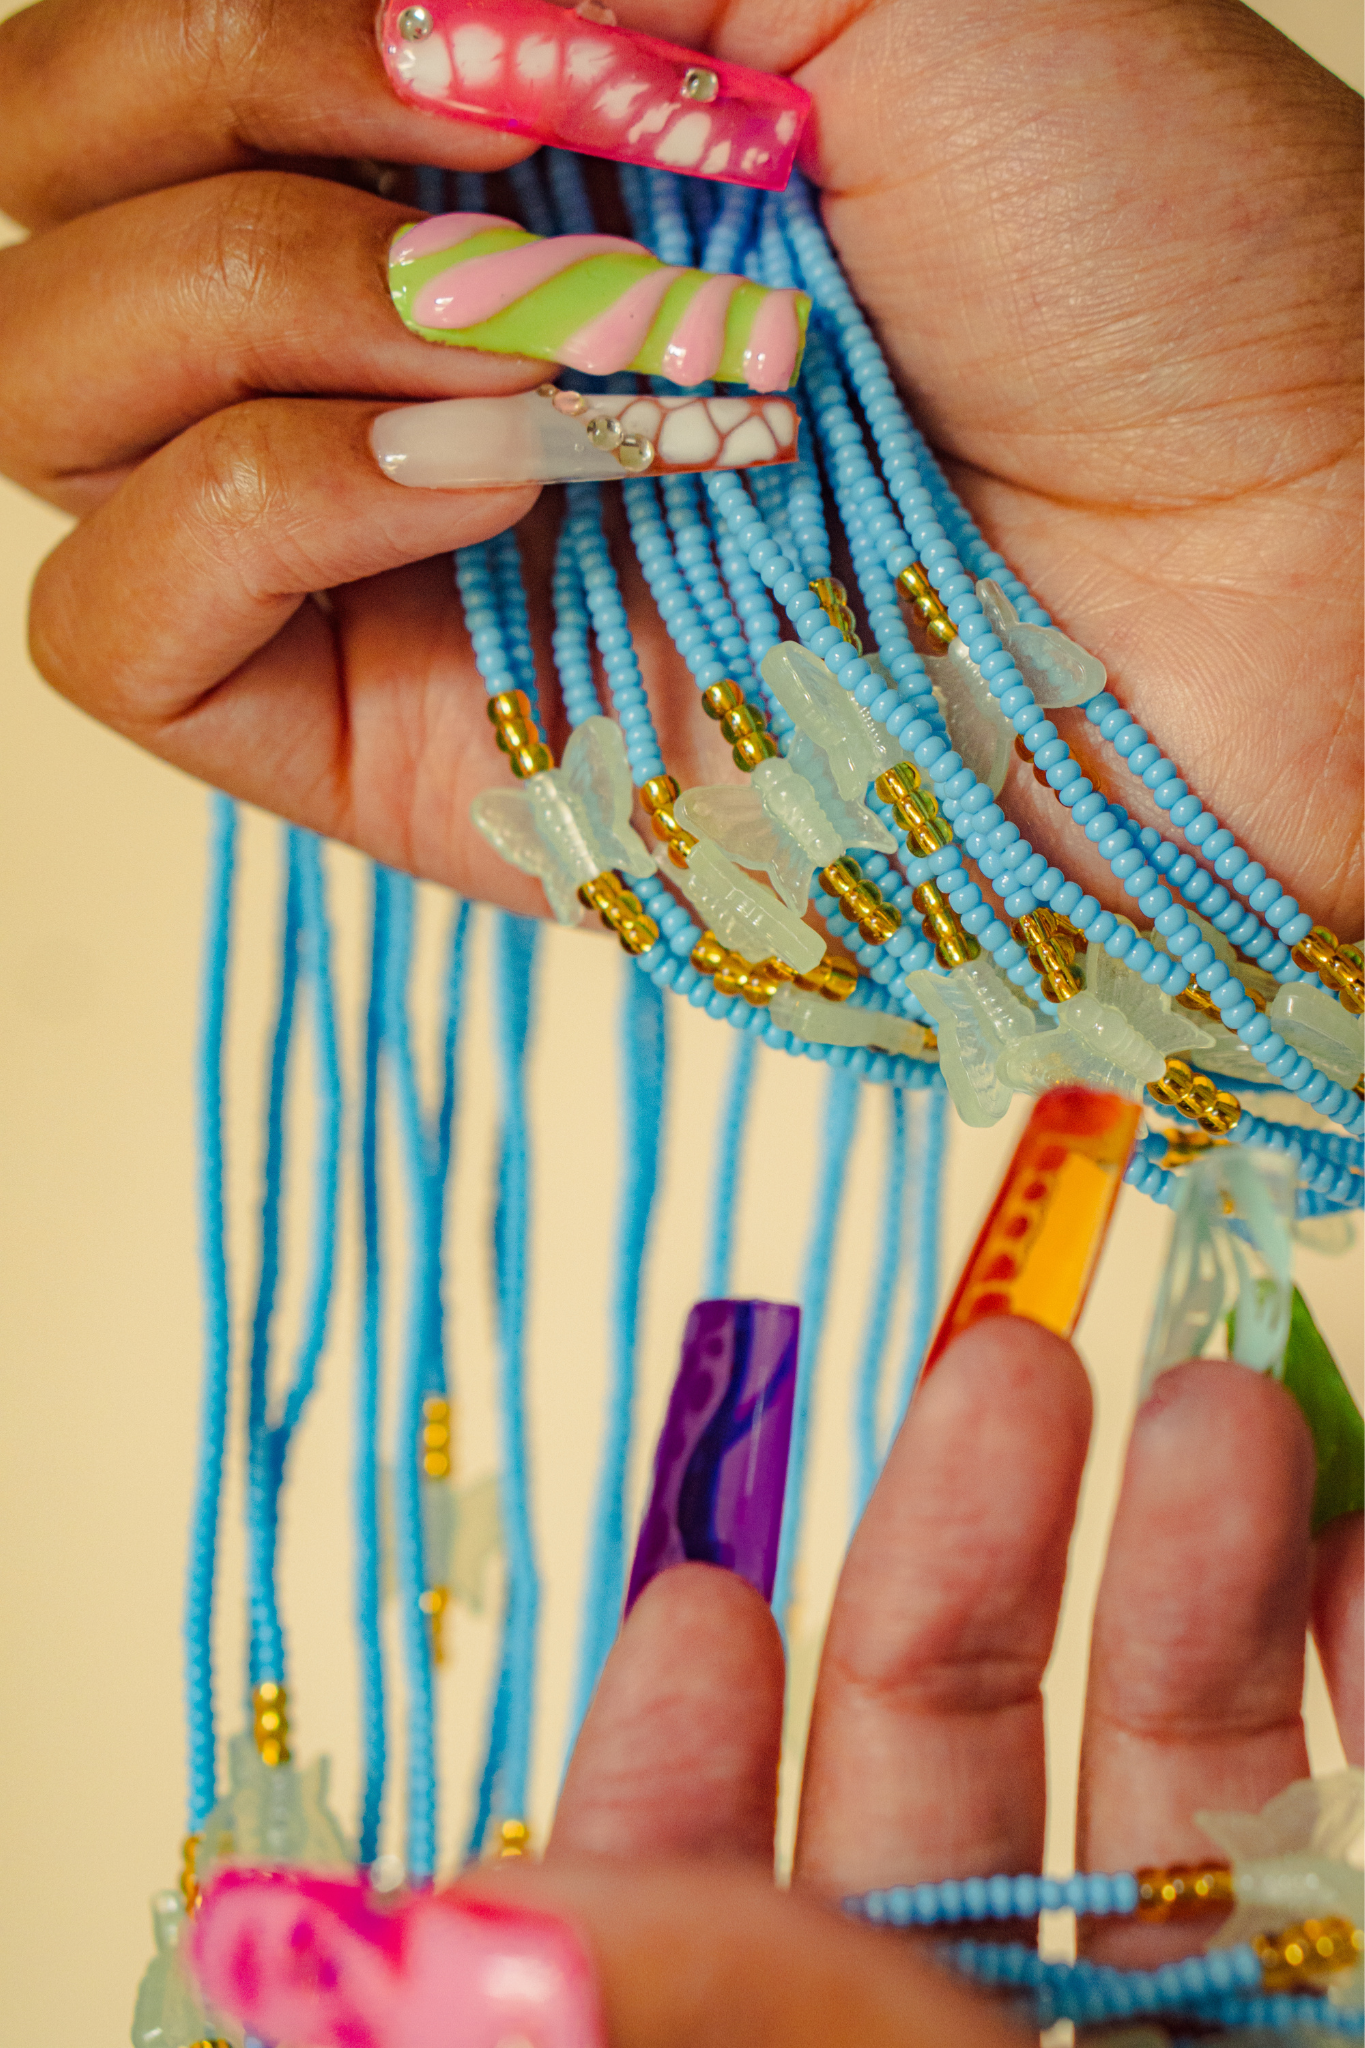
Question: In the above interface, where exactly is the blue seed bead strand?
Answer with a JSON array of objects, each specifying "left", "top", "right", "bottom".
[
  {"left": 659, "top": 473, "right": 760, "bottom": 695},
  {"left": 644, "top": 165, "right": 695, "bottom": 268},
  {"left": 779, "top": 182, "right": 1365, "bottom": 1132},
  {"left": 848, "top": 1870, "right": 1141, "bottom": 1927},
  {"left": 491, "top": 528, "right": 539, "bottom": 700},
  {"left": 1083, "top": 693, "right": 1315, "bottom": 973},
  {"left": 563, "top": 489, "right": 666, "bottom": 786},
  {"left": 943, "top": 1937, "right": 1266, "bottom": 2021},
  {"left": 551, "top": 490, "right": 605, "bottom": 730},
  {"left": 453, "top": 540, "right": 543, "bottom": 722},
  {"left": 699, "top": 181, "right": 758, "bottom": 278},
  {"left": 1130, "top": 1128, "right": 1361, "bottom": 1214}
]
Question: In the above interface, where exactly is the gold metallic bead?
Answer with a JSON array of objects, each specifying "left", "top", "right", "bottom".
[
  {"left": 419, "top": 1585, "right": 449, "bottom": 1665},
  {"left": 712, "top": 952, "right": 748, "bottom": 998},
  {"left": 1015, "top": 911, "right": 1082, "bottom": 1002},
  {"left": 497, "top": 1818, "right": 532, "bottom": 1860},
  {"left": 1159, "top": 1127, "right": 1227, "bottom": 1170},
  {"left": 925, "top": 615, "right": 958, "bottom": 648},
  {"left": 914, "top": 882, "right": 979, "bottom": 969},
  {"left": 875, "top": 761, "right": 922, "bottom": 804},
  {"left": 639, "top": 775, "right": 680, "bottom": 814},
  {"left": 732, "top": 730, "right": 780, "bottom": 770},
  {"left": 819, "top": 856, "right": 862, "bottom": 900},
  {"left": 252, "top": 1682, "right": 291, "bottom": 1768},
  {"left": 1196, "top": 1089, "right": 1242, "bottom": 1135},
  {"left": 897, "top": 564, "right": 933, "bottom": 603},
  {"left": 858, "top": 905, "right": 901, "bottom": 945},
  {"left": 187, "top": 2040, "right": 235, "bottom": 2048},
  {"left": 180, "top": 1834, "right": 202, "bottom": 1916},
  {"left": 1254, "top": 1916, "right": 1361, "bottom": 1990},
  {"left": 1147, "top": 1056, "right": 1194, "bottom": 1108},
  {"left": 794, "top": 954, "right": 858, "bottom": 1002},
  {"left": 719, "top": 701, "right": 763, "bottom": 741},
  {"left": 701, "top": 679, "right": 744, "bottom": 719},
  {"left": 487, "top": 689, "right": 532, "bottom": 728},
  {"left": 809, "top": 576, "right": 863, "bottom": 650},
  {"left": 507, "top": 742, "right": 551, "bottom": 779},
  {"left": 691, "top": 931, "right": 727, "bottom": 976},
  {"left": 1134, "top": 1863, "right": 1235, "bottom": 1921},
  {"left": 492, "top": 715, "right": 532, "bottom": 754}
]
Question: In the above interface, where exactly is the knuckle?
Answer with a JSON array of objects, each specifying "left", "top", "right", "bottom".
[
  {"left": 189, "top": 169, "right": 302, "bottom": 342},
  {"left": 175, "top": 0, "right": 282, "bottom": 99},
  {"left": 187, "top": 401, "right": 296, "bottom": 575}
]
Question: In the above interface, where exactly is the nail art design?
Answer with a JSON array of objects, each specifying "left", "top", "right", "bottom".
[
  {"left": 388, "top": 214, "right": 809, "bottom": 390},
  {"left": 192, "top": 1867, "right": 606, "bottom": 2048},
  {"left": 373, "top": 385, "right": 800, "bottom": 487},
  {"left": 378, "top": 0, "right": 809, "bottom": 191},
  {"left": 625, "top": 1298, "right": 799, "bottom": 1612},
  {"left": 921, "top": 1086, "right": 1141, "bottom": 1377}
]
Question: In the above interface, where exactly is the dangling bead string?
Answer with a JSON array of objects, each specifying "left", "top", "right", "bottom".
[
  {"left": 852, "top": 1087, "right": 907, "bottom": 1521},
  {"left": 354, "top": 864, "right": 390, "bottom": 1870},
  {"left": 703, "top": 1033, "right": 758, "bottom": 1299},
  {"left": 383, "top": 879, "right": 475, "bottom": 1880},
  {"left": 243, "top": 830, "right": 343, "bottom": 1709},
  {"left": 772, "top": 1068, "right": 863, "bottom": 1637},
  {"left": 891, "top": 1087, "right": 946, "bottom": 1431},
  {"left": 469, "top": 914, "right": 543, "bottom": 1852},
  {"left": 185, "top": 793, "right": 238, "bottom": 1832},
  {"left": 776, "top": 178, "right": 1361, "bottom": 1137},
  {"left": 569, "top": 964, "right": 669, "bottom": 1744}
]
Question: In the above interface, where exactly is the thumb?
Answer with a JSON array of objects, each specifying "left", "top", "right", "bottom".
[{"left": 192, "top": 1859, "right": 1017, "bottom": 2048}]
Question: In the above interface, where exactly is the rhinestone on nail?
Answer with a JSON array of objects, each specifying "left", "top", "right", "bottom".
[
  {"left": 682, "top": 66, "right": 720, "bottom": 103},
  {"left": 616, "top": 435, "right": 656, "bottom": 473},
  {"left": 587, "top": 416, "right": 625, "bottom": 450},
  {"left": 552, "top": 390, "right": 588, "bottom": 416},
  {"left": 396, "top": 6, "right": 434, "bottom": 39}
]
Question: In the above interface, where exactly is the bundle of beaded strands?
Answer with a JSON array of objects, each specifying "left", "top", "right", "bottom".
[{"left": 143, "top": 142, "right": 1363, "bottom": 2048}]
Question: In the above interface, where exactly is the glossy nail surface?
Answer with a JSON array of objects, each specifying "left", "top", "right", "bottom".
[
  {"left": 193, "top": 1867, "right": 605, "bottom": 2048},
  {"left": 388, "top": 214, "right": 809, "bottom": 390},
  {"left": 377, "top": 0, "right": 809, "bottom": 190},
  {"left": 373, "top": 387, "right": 799, "bottom": 486},
  {"left": 922, "top": 1086, "right": 1141, "bottom": 1378},
  {"left": 625, "top": 1298, "right": 800, "bottom": 1613}
]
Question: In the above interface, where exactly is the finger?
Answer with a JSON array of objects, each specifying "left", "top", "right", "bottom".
[
  {"left": 550, "top": 1563, "right": 785, "bottom": 1865},
  {"left": 0, "top": 175, "right": 547, "bottom": 513},
  {"left": 1078, "top": 1361, "right": 1315, "bottom": 1883},
  {"left": 27, "top": 396, "right": 541, "bottom": 891},
  {"left": 195, "top": 1858, "right": 1020, "bottom": 2048},
  {"left": 1312, "top": 1511, "right": 1363, "bottom": 1766},
  {"left": 0, "top": 0, "right": 538, "bottom": 230},
  {"left": 796, "top": 1318, "right": 1092, "bottom": 1894}
]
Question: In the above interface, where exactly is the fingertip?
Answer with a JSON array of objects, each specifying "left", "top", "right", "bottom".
[
  {"left": 916, "top": 1315, "right": 1094, "bottom": 1455},
  {"left": 1132, "top": 1358, "right": 1316, "bottom": 1518},
  {"left": 551, "top": 1564, "right": 783, "bottom": 1865}
]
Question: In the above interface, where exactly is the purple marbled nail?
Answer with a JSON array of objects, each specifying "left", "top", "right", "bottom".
[{"left": 624, "top": 1298, "right": 800, "bottom": 1613}]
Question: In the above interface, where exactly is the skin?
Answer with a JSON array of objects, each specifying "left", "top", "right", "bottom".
[{"left": 0, "top": 5, "right": 1359, "bottom": 2038}]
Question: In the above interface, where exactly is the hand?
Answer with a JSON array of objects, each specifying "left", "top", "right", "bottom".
[
  {"left": 0, "top": 0, "right": 1358, "bottom": 934},
  {"left": 468, "top": 1324, "right": 1359, "bottom": 2042}
]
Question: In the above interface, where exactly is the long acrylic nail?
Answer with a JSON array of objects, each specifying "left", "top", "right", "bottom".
[
  {"left": 377, "top": 0, "right": 809, "bottom": 192},
  {"left": 372, "top": 386, "right": 799, "bottom": 487},
  {"left": 388, "top": 214, "right": 809, "bottom": 390},
  {"left": 193, "top": 1867, "right": 605, "bottom": 2048},
  {"left": 625, "top": 1298, "right": 800, "bottom": 1613}
]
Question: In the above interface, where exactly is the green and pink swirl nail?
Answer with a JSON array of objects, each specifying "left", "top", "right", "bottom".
[{"left": 388, "top": 213, "right": 810, "bottom": 392}]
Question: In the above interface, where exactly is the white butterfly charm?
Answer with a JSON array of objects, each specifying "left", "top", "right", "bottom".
[
  {"left": 671, "top": 646, "right": 897, "bottom": 916},
  {"left": 976, "top": 578, "right": 1107, "bottom": 706},
  {"left": 769, "top": 985, "right": 934, "bottom": 1061},
  {"left": 471, "top": 716, "right": 654, "bottom": 925},
  {"left": 1198, "top": 1769, "right": 1364, "bottom": 1989},
  {"left": 909, "top": 955, "right": 1048, "bottom": 1127},
  {"left": 1001, "top": 944, "right": 1215, "bottom": 1100},
  {"left": 668, "top": 834, "right": 825, "bottom": 974},
  {"left": 924, "top": 637, "right": 1014, "bottom": 796}
]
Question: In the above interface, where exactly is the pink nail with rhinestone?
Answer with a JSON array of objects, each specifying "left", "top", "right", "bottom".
[
  {"left": 192, "top": 1866, "right": 606, "bottom": 2048},
  {"left": 378, "top": 0, "right": 810, "bottom": 191}
]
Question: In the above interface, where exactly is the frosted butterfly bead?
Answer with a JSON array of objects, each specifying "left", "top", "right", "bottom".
[
  {"left": 923, "top": 638, "right": 1014, "bottom": 797},
  {"left": 768, "top": 986, "right": 935, "bottom": 1060},
  {"left": 472, "top": 716, "right": 654, "bottom": 925},
  {"left": 197, "top": 1732, "right": 353, "bottom": 1873},
  {"left": 1270, "top": 982, "right": 1364, "bottom": 1088},
  {"left": 977, "top": 578, "right": 1107, "bottom": 707},
  {"left": 133, "top": 1889, "right": 242, "bottom": 2048},
  {"left": 907, "top": 956, "right": 1043, "bottom": 1127},
  {"left": 1198, "top": 1770, "right": 1365, "bottom": 1987},
  {"left": 667, "top": 835, "right": 825, "bottom": 974}
]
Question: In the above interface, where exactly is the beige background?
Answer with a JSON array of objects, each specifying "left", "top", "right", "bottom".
[{"left": 1, "top": 2, "right": 1361, "bottom": 2040}]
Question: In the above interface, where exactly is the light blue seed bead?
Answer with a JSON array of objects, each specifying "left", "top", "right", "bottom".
[{"left": 1111, "top": 848, "right": 1146, "bottom": 878}]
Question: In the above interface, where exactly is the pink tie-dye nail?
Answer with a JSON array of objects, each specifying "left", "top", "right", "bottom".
[
  {"left": 377, "top": 0, "right": 809, "bottom": 192},
  {"left": 192, "top": 1867, "right": 606, "bottom": 2048}
]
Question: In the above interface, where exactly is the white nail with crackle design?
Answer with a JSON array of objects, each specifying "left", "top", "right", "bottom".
[{"left": 371, "top": 389, "right": 798, "bottom": 487}]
